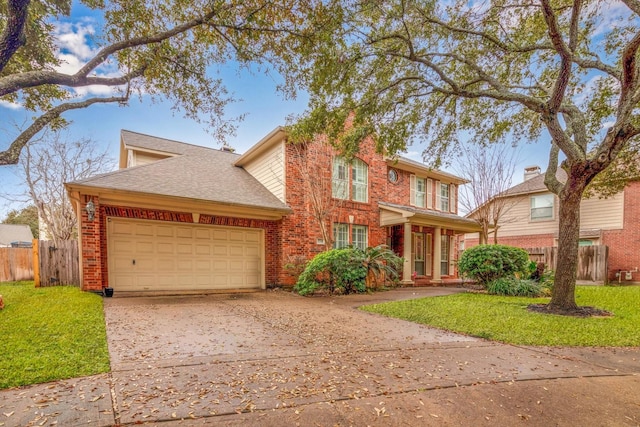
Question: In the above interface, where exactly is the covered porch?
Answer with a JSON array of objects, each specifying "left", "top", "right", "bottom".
[{"left": 380, "top": 202, "right": 482, "bottom": 285}]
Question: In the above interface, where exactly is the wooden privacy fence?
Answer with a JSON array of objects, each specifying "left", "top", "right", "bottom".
[
  {"left": 0, "top": 247, "right": 33, "bottom": 282},
  {"left": 35, "top": 240, "right": 80, "bottom": 287},
  {"left": 525, "top": 245, "right": 608, "bottom": 283}
]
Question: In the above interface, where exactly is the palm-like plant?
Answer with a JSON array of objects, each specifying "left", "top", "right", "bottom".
[{"left": 360, "top": 245, "right": 403, "bottom": 289}]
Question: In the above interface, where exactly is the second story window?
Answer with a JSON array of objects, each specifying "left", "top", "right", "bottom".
[
  {"left": 411, "top": 175, "right": 432, "bottom": 208},
  {"left": 531, "top": 193, "right": 554, "bottom": 220},
  {"left": 439, "top": 183, "right": 450, "bottom": 212},
  {"left": 332, "top": 156, "right": 368, "bottom": 202}
]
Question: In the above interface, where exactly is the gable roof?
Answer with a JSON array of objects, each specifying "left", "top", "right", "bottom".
[
  {"left": 69, "top": 130, "right": 290, "bottom": 213},
  {"left": 0, "top": 224, "right": 33, "bottom": 247},
  {"left": 501, "top": 169, "right": 567, "bottom": 197}
]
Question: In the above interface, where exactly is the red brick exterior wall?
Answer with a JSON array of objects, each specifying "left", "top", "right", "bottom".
[
  {"left": 602, "top": 181, "right": 640, "bottom": 282},
  {"left": 79, "top": 195, "right": 103, "bottom": 291},
  {"left": 278, "top": 137, "right": 391, "bottom": 285},
  {"left": 78, "top": 194, "right": 283, "bottom": 291}
]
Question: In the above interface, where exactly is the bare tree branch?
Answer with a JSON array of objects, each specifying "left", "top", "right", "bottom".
[{"left": 0, "top": 96, "right": 127, "bottom": 165}]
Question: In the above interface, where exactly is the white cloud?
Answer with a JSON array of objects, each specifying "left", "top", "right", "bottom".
[
  {"left": 54, "top": 22, "right": 97, "bottom": 61},
  {"left": 0, "top": 99, "right": 22, "bottom": 110}
]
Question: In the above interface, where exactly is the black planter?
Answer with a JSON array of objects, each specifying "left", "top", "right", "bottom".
[{"left": 104, "top": 287, "right": 114, "bottom": 297}]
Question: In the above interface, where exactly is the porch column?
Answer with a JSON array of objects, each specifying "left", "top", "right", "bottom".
[
  {"left": 433, "top": 226, "right": 442, "bottom": 283},
  {"left": 402, "top": 221, "right": 413, "bottom": 284}
]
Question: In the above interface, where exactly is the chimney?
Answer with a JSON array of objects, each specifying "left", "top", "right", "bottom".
[
  {"left": 220, "top": 145, "right": 235, "bottom": 153},
  {"left": 524, "top": 165, "right": 541, "bottom": 181}
]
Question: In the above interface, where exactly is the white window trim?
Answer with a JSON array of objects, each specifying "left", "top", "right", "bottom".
[{"left": 530, "top": 193, "right": 555, "bottom": 221}]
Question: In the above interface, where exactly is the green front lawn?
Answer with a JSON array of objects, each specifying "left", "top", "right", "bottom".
[
  {"left": 0, "top": 281, "right": 110, "bottom": 389},
  {"left": 361, "top": 286, "right": 640, "bottom": 346}
]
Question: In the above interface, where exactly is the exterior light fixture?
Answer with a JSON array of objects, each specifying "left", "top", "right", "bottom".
[{"left": 85, "top": 199, "right": 96, "bottom": 221}]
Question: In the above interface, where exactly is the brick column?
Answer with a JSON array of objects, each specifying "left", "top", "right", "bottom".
[{"left": 79, "top": 194, "right": 103, "bottom": 291}]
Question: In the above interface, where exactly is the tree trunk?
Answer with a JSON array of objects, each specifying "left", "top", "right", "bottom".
[{"left": 548, "top": 176, "right": 585, "bottom": 311}]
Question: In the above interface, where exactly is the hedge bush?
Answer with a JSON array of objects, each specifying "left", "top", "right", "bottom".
[
  {"left": 294, "top": 248, "right": 367, "bottom": 296},
  {"left": 458, "top": 244, "right": 531, "bottom": 287},
  {"left": 487, "top": 277, "right": 544, "bottom": 297}
]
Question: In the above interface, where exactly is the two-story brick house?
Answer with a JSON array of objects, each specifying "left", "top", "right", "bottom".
[{"left": 66, "top": 128, "right": 480, "bottom": 293}]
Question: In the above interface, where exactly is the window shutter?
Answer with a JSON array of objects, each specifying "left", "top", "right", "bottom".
[
  {"left": 450, "top": 184, "right": 456, "bottom": 213},
  {"left": 410, "top": 175, "right": 416, "bottom": 206},
  {"left": 427, "top": 178, "right": 433, "bottom": 209},
  {"left": 435, "top": 180, "right": 441, "bottom": 210}
]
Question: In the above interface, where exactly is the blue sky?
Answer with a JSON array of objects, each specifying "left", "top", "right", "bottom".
[{"left": 0, "top": 3, "right": 551, "bottom": 219}]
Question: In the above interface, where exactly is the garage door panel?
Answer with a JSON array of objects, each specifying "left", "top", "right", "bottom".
[
  {"left": 156, "top": 226, "right": 174, "bottom": 237},
  {"left": 195, "top": 244, "right": 211, "bottom": 255},
  {"left": 245, "top": 246, "right": 260, "bottom": 257},
  {"left": 108, "top": 219, "right": 262, "bottom": 292},
  {"left": 229, "top": 245, "right": 244, "bottom": 256},
  {"left": 213, "top": 245, "right": 228, "bottom": 256},
  {"left": 134, "top": 224, "right": 154, "bottom": 236},
  {"left": 177, "top": 244, "right": 192, "bottom": 254},
  {"left": 135, "top": 241, "right": 154, "bottom": 254}
]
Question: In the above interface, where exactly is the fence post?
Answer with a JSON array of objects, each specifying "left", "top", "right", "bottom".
[{"left": 33, "top": 239, "right": 40, "bottom": 287}]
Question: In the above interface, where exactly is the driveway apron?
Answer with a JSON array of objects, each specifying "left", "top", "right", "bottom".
[{"left": 0, "top": 288, "right": 638, "bottom": 426}]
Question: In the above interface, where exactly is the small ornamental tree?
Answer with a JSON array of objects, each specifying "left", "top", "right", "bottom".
[{"left": 458, "top": 245, "right": 531, "bottom": 287}]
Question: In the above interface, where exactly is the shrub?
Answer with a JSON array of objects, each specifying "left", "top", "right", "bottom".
[
  {"left": 295, "top": 248, "right": 367, "bottom": 296},
  {"left": 487, "top": 277, "right": 544, "bottom": 297},
  {"left": 361, "top": 245, "right": 404, "bottom": 288},
  {"left": 458, "top": 244, "right": 531, "bottom": 287}
]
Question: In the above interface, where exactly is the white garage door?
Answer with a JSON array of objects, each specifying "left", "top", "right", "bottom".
[{"left": 107, "top": 218, "right": 263, "bottom": 291}]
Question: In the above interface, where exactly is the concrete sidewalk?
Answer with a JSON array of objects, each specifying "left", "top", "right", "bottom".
[{"left": 0, "top": 288, "right": 638, "bottom": 426}]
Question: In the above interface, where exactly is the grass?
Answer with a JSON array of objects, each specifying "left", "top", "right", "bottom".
[
  {"left": 0, "top": 281, "right": 110, "bottom": 389},
  {"left": 361, "top": 286, "right": 640, "bottom": 346}
]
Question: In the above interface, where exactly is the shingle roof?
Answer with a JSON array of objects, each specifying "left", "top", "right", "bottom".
[
  {"left": 0, "top": 224, "right": 33, "bottom": 246},
  {"left": 69, "top": 130, "right": 290, "bottom": 212},
  {"left": 502, "top": 169, "right": 567, "bottom": 196},
  {"left": 378, "top": 202, "right": 481, "bottom": 228}
]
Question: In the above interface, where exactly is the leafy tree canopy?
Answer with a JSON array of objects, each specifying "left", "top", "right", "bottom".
[
  {"left": 287, "top": 0, "right": 640, "bottom": 312},
  {"left": 0, "top": 0, "right": 327, "bottom": 165},
  {"left": 2, "top": 204, "right": 39, "bottom": 238}
]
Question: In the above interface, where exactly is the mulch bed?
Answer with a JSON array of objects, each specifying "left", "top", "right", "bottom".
[{"left": 528, "top": 303, "right": 613, "bottom": 318}]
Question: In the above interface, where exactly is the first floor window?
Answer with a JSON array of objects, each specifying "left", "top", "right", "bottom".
[
  {"left": 441, "top": 235, "right": 450, "bottom": 276},
  {"left": 333, "top": 223, "right": 349, "bottom": 248},
  {"left": 333, "top": 223, "right": 368, "bottom": 249},
  {"left": 352, "top": 225, "right": 368, "bottom": 250}
]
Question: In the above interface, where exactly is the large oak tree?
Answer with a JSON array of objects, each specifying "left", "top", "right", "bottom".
[
  {"left": 0, "top": 0, "right": 324, "bottom": 165},
  {"left": 289, "top": 0, "right": 640, "bottom": 313}
]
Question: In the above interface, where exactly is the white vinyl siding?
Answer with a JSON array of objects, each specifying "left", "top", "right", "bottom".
[
  {"left": 333, "top": 223, "right": 349, "bottom": 248},
  {"left": 472, "top": 191, "right": 624, "bottom": 240},
  {"left": 531, "top": 193, "right": 554, "bottom": 220},
  {"left": 243, "top": 140, "right": 286, "bottom": 202},
  {"left": 352, "top": 225, "right": 368, "bottom": 250}
]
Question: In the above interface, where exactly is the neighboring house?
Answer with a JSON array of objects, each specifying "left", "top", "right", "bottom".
[
  {"left": 0, "top": 224, "right": 34, "bottom": 247},
  {"left": 463, "top": 166, "right": 640, "bottom": 283},
  {"left": 65, "top": 128, "right": 481, "bottom": 293}
]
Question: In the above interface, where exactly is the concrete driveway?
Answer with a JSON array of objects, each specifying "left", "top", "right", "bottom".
[{"left": 1, "top": 287, "right": 639, "bottom": 426}]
